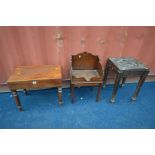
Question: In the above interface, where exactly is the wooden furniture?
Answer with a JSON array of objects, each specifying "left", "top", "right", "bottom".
[
  {"left": 103, "top": 57, "right": 149, "bottom": 103},
  {"left": 7, "top": 65, "right": 62, "bottom": 111},
  {"left": 70, "top": 52, "right": 103, "bottom": 102}
]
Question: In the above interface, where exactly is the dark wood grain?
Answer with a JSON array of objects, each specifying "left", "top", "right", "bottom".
[
  {"left": 7, "top": 65, "right": 62, "bottom": 111},
  {"left": 70, "top": 52, "right": 103, "bottom": 102}
]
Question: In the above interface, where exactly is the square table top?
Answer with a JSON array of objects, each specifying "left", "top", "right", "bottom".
[
  {"left": 109, "top": 57, "right": 149, "bottom": 71},
  {"left": 7, "top": 65, "right": 62, "bottom": 83}
]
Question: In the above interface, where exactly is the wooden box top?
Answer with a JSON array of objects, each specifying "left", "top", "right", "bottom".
[{"left": 7, "top": 65, "right": 62, "bottom": 83}]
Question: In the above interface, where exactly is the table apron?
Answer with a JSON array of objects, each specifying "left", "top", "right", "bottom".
[
  {"left": 119, "top": 70, "right": 149, "bottom": 76},
  {"left": 8, "top": 79, "right": 62, "bottom": 90}
]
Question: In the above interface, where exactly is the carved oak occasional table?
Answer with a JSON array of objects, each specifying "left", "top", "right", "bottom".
[
  {"left": 7, "top": 66, "right": 62, "bottom": 111},
  {"left": 103, "top": 57, "right": 149, "bottom": 103}
]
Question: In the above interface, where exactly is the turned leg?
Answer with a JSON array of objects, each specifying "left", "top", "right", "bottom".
[
  {"left": 110, "top": 73, "right": 122, "bottom": 103},
  {"left": 103, "top": 60, "right": 110, "bottom": 88},
  {"left": 120, "top": 77, "right": 126, "bottom": 87},
  {"left": 131, "top": 74, "right": 148, "bottom": 101},
  {"left": 58, "top": 87, "right": 62, "bottom": 106},
  {"left": 71, "top": 84, "right": 75, "bottom": 103},
  {"left": 23, "top": 89, "right": 28, "bottom": 95},
  {"left": 96, "top": 83, "right": 102, "bottom": 102},
  {"left": 11, "top": 90, "right": 23, "bottom": 111}
]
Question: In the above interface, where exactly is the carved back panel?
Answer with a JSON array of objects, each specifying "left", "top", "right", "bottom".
[{"left": 72, "top": 52, "right": 99, "bottom": 70}]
